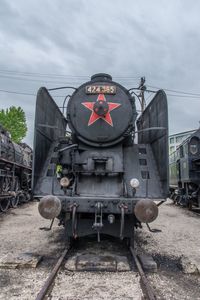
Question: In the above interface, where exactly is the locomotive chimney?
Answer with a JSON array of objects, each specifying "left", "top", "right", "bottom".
[{"left": 91, "top": 73, "right": 112, "bottom": 82}]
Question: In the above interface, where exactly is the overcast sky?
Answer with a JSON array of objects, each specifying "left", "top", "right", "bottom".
[{"left": 0, "top": 0, "right": 200, "bottom": 146}]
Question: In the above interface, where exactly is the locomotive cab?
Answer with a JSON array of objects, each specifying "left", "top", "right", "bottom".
[{"left": 32, "top": 73, "right": 168, "bottom": 243}]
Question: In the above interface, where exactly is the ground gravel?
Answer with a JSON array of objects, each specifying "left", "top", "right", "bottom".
[
  {"left": 0, "top": 201, "right": 65, "bottom": 300},
  {"left": 135, "top": 199, "right": 200, "bottom": 300},
  {"left": 51, "top": 271, "right": 142, "bottom": 300},
  {"left": 136, "top": 200, "right": 200, "bottom": 261},
  {"left": 0, "top": 199, "right": 200, "bottom": 299}
]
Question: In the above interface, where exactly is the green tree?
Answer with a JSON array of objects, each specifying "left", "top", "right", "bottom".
[{"left": 0, "top": 106, "right": 27, "bottom": 143}]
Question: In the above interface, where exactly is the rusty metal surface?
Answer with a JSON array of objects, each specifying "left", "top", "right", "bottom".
[
  {"left": 38, "top": 195, "right": 61, "bottom": 219},
  {"left": 35, "top": 247, "right": 70, "bottom": 300},
  {"left": 134, "top": 199, "right": 158, "bottom": 223},
  {"left": 130, "top": 246, "right": 156, "bottom": 300}
]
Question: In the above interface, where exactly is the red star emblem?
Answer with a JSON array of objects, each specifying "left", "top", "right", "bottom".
[{"left": 82, "top": 94, "right": 121, "bottom": 126}]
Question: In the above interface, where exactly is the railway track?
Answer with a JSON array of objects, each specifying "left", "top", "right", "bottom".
[
  {"left": 130, "top": 247, "right": 156, "bottom": 300},
  {"left": 35, "top": 245, "right": 71, "bottom": 300},
  {"left": 35, "top": 242, "right": 157, "bottom": 300}
]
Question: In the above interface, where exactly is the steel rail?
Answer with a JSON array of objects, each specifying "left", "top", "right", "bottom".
[
  {"left": 35, "top": 246, "right": 70, "bottom": 300},
  {"left": 130, "top": 246, "right": 157, "bottom": 300}
]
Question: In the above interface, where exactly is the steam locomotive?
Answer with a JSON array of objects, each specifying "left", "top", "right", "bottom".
[
  {"left": 169, "top": 128, "right": 200, "bottom": 208},
  {"left": 0, "top": 125, "right": 32, "bottom": 212},
  {"left": 33, "top": 73, "right": 168, "bottom": 243}
]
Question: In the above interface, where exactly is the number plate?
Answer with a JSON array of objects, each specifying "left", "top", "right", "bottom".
[{"left": 85, "top": 85, "right": 116, "bottom": 94}]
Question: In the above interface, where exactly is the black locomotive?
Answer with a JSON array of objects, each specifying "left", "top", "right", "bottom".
[
  {"left": 169, "top": 128, "right": 200, "bottom": 208},
  {"left": 0, "top": 124, "right": 32, "bottom": 211},
  {"left": 33, "top": 73, "right": 168, "bottom": 243}
]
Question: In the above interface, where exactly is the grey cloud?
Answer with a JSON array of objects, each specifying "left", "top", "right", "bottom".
[{"left": 0, "top": 0, "right": 200, "bottom": 146}]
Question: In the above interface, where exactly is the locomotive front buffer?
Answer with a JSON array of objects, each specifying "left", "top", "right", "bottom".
[{"left": 33, "top": 74, "right": 168, "bottom": 243}]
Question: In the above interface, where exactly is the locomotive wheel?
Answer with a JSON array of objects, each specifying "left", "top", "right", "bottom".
[
  {"left": 22, "top": 193, "right": 29, "bottom": 203},
  {"left": 18, "top": 193, "right": 26, "bottom": 204},
  {"left": 26, "top": 193, "right": 31, "bottom": 202},
  {"left": 198, "top": 191, "right": 200, "bottom": 208},
  {"left": 170, "top": 191, "right": 176, "bottom": 202},
  {"left": 10, "top": 195, "right": 20, "bottom": 208},
  {"left": 188, "top": 201, "right": 193, "bottom": 211},
  {"left": 0, "top": 198, "right": 10, "bottom": 212},
  {"left": 173, "top": 195, "right": 178, "bottom": 204}
]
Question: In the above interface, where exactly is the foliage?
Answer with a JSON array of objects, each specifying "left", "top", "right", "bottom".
[{"left": 0, "top": 106, "right": 27, "bottom": 143}]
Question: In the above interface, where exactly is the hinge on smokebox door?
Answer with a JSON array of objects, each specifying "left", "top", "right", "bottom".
[{"left": 92, "top": 202, "right": 103, "bottom": 242}]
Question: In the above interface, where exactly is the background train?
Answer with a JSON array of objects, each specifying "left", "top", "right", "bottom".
[
  {"left": 33, "top": 73, "right": 169, "bottom": 243},
  {"left": 169, "top": 128, "right": 200, "bottom": 209},
  {"left": 0, "top": 124, "right": 32, "bottom": 212}
]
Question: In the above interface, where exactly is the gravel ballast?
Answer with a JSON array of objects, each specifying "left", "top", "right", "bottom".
[{"left": 0, "top": 199, "right": 200, "bottom": 299}]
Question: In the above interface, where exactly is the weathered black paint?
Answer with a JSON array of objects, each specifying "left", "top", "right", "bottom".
[
  {"left": 32, "top": 74, "right": 169, "bottom": 241},
  {"left": 169, "top": 128, "right": 200, "bottom": 207}
]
